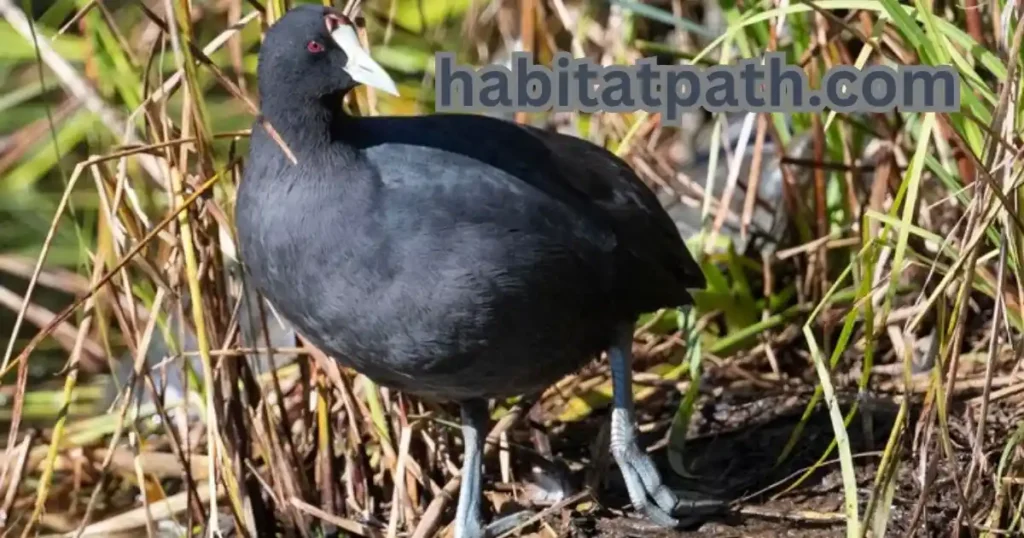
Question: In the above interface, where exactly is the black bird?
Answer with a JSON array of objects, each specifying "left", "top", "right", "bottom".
[{"left": 236, "top": 5, "right": 707, "bottom": 537}]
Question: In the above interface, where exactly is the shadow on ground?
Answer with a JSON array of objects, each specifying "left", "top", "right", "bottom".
[{"left": 480, "top": 392, "right": 964, "bottom": 538}]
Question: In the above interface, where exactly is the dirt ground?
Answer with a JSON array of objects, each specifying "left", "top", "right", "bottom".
[{"left": 472, "top": 389, "right": 996, "bottom": 538}]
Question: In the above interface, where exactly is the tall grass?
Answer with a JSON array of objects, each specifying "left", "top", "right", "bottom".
[{"left": 0, "top": 0, "right": 1022, "bottom": 536}]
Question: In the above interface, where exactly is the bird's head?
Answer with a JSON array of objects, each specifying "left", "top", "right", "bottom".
[{"left": 257, "top": 4, "right": 399, "bottom": 105}]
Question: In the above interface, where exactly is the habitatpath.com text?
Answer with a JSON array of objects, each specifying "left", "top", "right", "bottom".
[{"left": 433, "top": 52, "right": 960, "bottom": 119}]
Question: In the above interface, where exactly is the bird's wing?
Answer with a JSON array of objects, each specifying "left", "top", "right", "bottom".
[
  {"left": 349, "top": 113, "right": 706, "bottom": 307},
  {"left": 519, "top": 125, "right": 706, "bottom": 290}
]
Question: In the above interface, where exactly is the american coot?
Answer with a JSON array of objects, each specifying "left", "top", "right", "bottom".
[{"left": 236, "top": 5, "right": 707, "bottom": 537}]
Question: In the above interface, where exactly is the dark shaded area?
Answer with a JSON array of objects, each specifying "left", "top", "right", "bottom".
[{"left": 468, "top": 389, "right": 990, "bottom": 537}]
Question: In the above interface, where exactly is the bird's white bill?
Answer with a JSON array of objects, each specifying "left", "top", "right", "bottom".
[{"left": 330, "top": 25, "right": 400, "bottom": 97}]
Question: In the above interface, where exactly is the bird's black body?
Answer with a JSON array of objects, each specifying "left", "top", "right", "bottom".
[
  {"left": 237, "top": 7, "right": 710, "bottom": 532},
  {"left": 238, "top": 110, "right": 702, "bottom": 400}
]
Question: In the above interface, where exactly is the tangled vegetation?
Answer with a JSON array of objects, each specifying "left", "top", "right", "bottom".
[{"left": 1, "top": 0, "right": 1022, "bottom": 536}]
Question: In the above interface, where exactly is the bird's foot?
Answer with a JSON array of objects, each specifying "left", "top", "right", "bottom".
[
  {"left": 454, "top": 510, "right": 536, "bottom": 538},
  {"left": 609, "top": 409, "right": 679, "bottom": 528},
  {"left": 611, "top": 441, "right": 679, "bottom": 527}
]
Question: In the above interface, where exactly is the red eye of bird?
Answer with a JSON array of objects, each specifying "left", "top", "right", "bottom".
[{"left": 307, "top": 40, "right": 324, "bottom": 53}]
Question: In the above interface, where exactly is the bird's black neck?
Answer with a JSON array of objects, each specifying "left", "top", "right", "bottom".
[{"left": 257, "top": 91, "right": 354, "bottom": 156}]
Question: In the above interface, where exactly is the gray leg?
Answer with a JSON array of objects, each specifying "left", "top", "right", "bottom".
[
  {"left": 608, "top": 323, "right": 679, "bottom": 527},
  {"left": 454, "top": 400, "right": 537, "bottom": 538},
  {"left": 455, "top": 399, "right": 488, "bottom": 538}
]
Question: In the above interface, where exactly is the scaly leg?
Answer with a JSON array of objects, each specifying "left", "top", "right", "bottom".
[
  {"left": 454, "top": 399, "right": 488, "bottom": 538},
  {"left": 454, "top": 399, "right": 535, "bottom": 538},
  {"left": 608, "top": 323, "right": 679, "bottom": 527}
]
